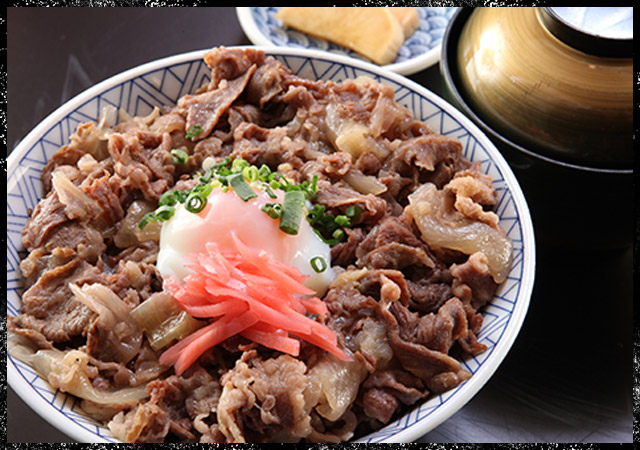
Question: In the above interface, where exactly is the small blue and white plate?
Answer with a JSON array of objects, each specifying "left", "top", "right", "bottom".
[
  {"left": 7, "top": 46, "right": 535, "bottom": 443},
  {"left": 236, "top": 7, "right": 457, "bottom": 75}
]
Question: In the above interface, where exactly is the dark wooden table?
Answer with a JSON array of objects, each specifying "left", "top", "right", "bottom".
[{"left": 6, "top": 7, "right": 633, "bottom": 444}]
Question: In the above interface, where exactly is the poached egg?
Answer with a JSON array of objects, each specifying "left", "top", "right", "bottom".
[{"left": 156, "top": 185, "right": 335, "bottom": 296}]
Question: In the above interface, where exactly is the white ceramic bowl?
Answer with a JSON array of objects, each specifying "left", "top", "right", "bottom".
[{"left": 7, "top": 46, "right": 536, "bottom": 443}]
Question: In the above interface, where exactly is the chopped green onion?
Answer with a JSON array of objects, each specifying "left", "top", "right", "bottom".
[
  {"left": 307, "top": 204, "right": 326, "bottom": 225},
  {"left": 243, "top": 165, "right": 259, "bottom": 182},
  {"left": 217, "top": 165, "right": 232, "bottom": 177},
  {"left": 268, "top": 172, "right": 285, "bottom": 190},
  {"left": 159, "top": 190, "right": 180, "bottom": 207},
  {"left": 332, "top": 229, "right": 345, "bottom": 241},
  {"left": 280, "top": 184, "right": 301, "bottom": 193},
  {"left": 269, "top": 179, "right": 281, "bottom": 190},
  {"left": 312, "top": 228, "right": 344, "bottom": 247},
  {"left": 170, "top": 149, "right": 189, "bottom": 165},
  {"left": 185, "top": 192, "right": 207, "bottom": 213},
  {"left": 345, "top": 205, "right": 361, "bottom": 219},
  {"left": 334, "top": 215, "right": 351, "bottom": 227},
  {"left": 231, "top": 158, "right": 250, "bottom": 173},
  {"left": 155, "top": 205, "right": 176, "bottom": 221},
  {"left": 199, "top": 168, "right": 214, "bottom": 184},
  {"left": 310, "top": 256, "right": 327, "bottom": 273},
  {"left": 139, "top": 205, "right": 177, "bottom": 228},
  {"left": 263, "top": 183, "right": 278, "bottom": 199},
  {"left": 185, "top": 124, "right": 202, "bottom": 140},
  {"left": 261, "top": 202, "right": 283, "bottom": 219},
  {"left": 258, "top": 164, "right": 271, "bottom": 181},
  {"left": 217, "top": 175, "right": 228, "bottom": 186},
  {"left": 138, "top": 211, "right": 157, "bottom": 229},
  {"left": 142, "top": 158, "right": 334, "bottom": 233},
  {"left": 213, "top": 157, "right": 231, "bottom": 171},
  {"left": 280, "top": 190, "right": 305, "bottom": 235},
  {"left": 228, "top": 172, "right": 257, "bottom": 202},
  {"left": 296, "top": 175, "right": 319, "bottom": 200},
  {"left": 192, "top": 182, "right": 213, "bottom": 199}
]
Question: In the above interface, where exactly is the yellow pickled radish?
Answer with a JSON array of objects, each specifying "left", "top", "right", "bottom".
[
  {"left": 388, "top": 7, "right": 420, "bottom": 39},
  {"left": 275, "top": 7, "right": 405, "bottom": 65}
]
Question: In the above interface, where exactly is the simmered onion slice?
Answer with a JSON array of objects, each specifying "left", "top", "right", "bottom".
[{"left": 406, "top": 183, "right": 513, "bottom": 283}]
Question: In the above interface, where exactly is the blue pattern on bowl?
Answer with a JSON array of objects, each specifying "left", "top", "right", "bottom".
[{"left": 7, "top": 49, "right": 531, "bottom": 443}]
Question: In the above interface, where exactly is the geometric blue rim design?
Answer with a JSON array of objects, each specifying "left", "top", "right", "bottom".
[{"left": 7, "top": 47, "right": 535, "bottom": 444}]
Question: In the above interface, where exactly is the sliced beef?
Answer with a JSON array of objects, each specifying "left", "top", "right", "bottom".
[
  {"left": 369, "top": 276, "right": 472, "bottom": 394},
  {"left": 330, "top": 227, "right": 365, "bottom": 267},
  {"left": 181, "top": 367, "right": 222, "bottom": 424},
  {"left": 21, "top": 246, "right": 83, "bottom": 289},
  {"left": 384, "top": 132, "right": 469, "bottom": 189},
  {"left": 322, "top": 281, "right": 395, "bottom": 374},
  {"left": 22, "top": 192, "right": 69, "bottom": 251},
  {"left": 108, "top": 133, "right": 168, "bottom": 202},
  {"left": 245, "top": 57, "right": 284, "bottom": 106},
  {"left": 363, "top": 370, "right": 427, "bottom": 406},
  {"left": 380, "top": 315, "right": 471, "bottom": 394},
  {"left": 10, "top": 258, "right": 103, "bottom": 344},
  {"left": 149, "top": 110, "right": 186, "bottom": 135},
  {"left": 360, "top": 369, "right": 428, "bottom": 424},
  {"left": 109, "top": 376, "right": 194, "bottom": 443},
  {"left": 317, "top": 152, "right": 352, "bottom": 179},
  {"left": 230, "top": 122, "right": 301, "bottom": 169},
  {"left": 405, "top": 276, "right": 454, "bottom": 314},
  {"left": 390, "top": 298, "right": 467, "bottom": 354},
  {"left": 354, "top": 151, "right": 382, "bottom": 175},
  {"left": 323, "top": 285, "right": 380, "bottom": 352},
  {"left": 107, "top": 240, "right": 159, "bottom": 267},
  {"left": 356, "top": 269, "right": 412, "bottom": 306},
  {"left": 367, "top": 82, "right": 415, "bottom": 140},
  {"left": 109, "top": 401, "right": 174, "bottom": 443},
  {"left": 389, "top": 294, "right": 486, "bottom": 357},
  {"left": 355, "top": 215, "right": 436, "bottom": 271},
  {"left": 106, "top": 259, "right": 162, "bottom": 305},
  {"left": 204, "top": 46, "right": 265, "bottom": 90},
  {"left": 42, "top": 221, "right": 105, "bottom": 264},
  {"left": 217, "top": 351, "right": 313, "bottom": 443},
  {"left": 402, "top": 262, "right": 455, "bottom": 314},
  {"left": 450, "top": 252, "right": 499, "bottom": 310},
  {"left": 91, "top": 341, "right": 166, "bottom": 389},
  {"left": 178, "top": 65, "right": 257, "bottom": 142},
  {"left": 360, "top": 387, "right": 398, "bottom": 425},
  {"left": 81, "top": 173, "right": 126, "bottom": 226},
  {"left": 42, "top": 121, "right": 111, "bottom": 191},
  {"left": 50, "top": 170, "right": 103, "bottom": 221},
  {"left": 315, "top": 180, "right": 388, "bottom": 225},
  {"left": 447, "top": 162, "right": 500, "bottom": 227},
  {"left": 393, "top": 133, "right": 463, "bottom": 172}
]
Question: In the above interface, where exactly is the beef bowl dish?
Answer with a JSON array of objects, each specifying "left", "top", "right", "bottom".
[{"left": 7, "top": 46, "right": 535, "bottom": 443}]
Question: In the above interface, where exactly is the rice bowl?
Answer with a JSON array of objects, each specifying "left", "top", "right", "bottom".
[{"left": 7, "top": 46, "right": 535, "bottom": 443}]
